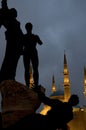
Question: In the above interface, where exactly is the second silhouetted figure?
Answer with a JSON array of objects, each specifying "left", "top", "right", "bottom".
[{"left": 23, "top": 22, "right": 43, "bottom": 88}]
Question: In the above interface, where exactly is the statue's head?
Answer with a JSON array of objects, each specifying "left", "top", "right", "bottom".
[
  {"left": 68, "top": 94, "right": 79, "bottom": 106},
  {"left": 25, "top": 22, "right": 33, "bottom": 32},
  {"left": 9, "top": 8, "right": 17, "bottom": 18}
]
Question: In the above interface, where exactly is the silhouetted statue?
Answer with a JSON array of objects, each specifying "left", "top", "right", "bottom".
[
  {"left": 7, "top": 85, "right": 79, "bottom": 130},
  {"left": 23, "top": 22, "right": 43, "bottom": 87},
  {"left": 0, "top": 0, "right": 23, "bottom": 83}
]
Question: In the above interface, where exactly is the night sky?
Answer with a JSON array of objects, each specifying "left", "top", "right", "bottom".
[{"left": 0, "top": 0, "right": 86, "bottom": 107}]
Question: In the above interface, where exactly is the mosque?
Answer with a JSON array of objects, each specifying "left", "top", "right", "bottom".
[{"left": 29, "top": 52, "right": 86, "bottom": 130}]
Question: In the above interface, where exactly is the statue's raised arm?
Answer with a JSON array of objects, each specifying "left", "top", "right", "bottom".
[
  {"left": 1, "top": 0, "right": 8, "bottom": 10},
  {"left": 0, "top": 0, "right": 8, "bottom": 27}
]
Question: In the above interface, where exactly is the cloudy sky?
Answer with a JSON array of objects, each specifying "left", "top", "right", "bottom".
[{"left": 0, "top": 0, "right": 86, "bottom": 107}]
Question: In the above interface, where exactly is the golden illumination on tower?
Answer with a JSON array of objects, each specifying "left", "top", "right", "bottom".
[
  {"left": 84, "top": 66, "right": 86, "bottom": 97},
  {"left": 29, "top": 65, "right": 34, "bottom": 88},
  {"left": 63, "top": 52, "right": 70, "bottom": 102},
  {"left": 51, "top": 74, "right": 57, "bottom": 93}
]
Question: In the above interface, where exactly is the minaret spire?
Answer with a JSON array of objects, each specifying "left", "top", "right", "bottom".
[
  {"left": 84, "top": 65, "right": 86, "bottom": 97},
  {"left": 29, "top": 64, "right": 34, "bottom": 88},
  {"left": 63, "top": 51, "right": 70, "bottom": 102},
  {"left": 51, "top": 73, "right": 57, "bottom": 93}
]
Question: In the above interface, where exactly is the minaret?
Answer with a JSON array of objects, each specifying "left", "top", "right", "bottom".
[
  {"left": 84, "top": 66, "right": 86, "bottom": 97},
  {"left": 51, "top": 73, "right": 57, "bottom": 93},
  {"left": 29, "top": 65, "right": 34, "bottom": 88},
  {"left": 63, "top": 52, "right": 70, "bottom": 102}
]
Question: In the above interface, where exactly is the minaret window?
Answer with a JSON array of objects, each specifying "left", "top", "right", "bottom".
[
  {"left": 64, "top": 78, "right": 69, "bottom": 83},
  {"left": 64, "top": 68, "right": 68, "bottom": 73},
  {"left": 84, "top": 79, "right": 86, "bottom": 84}
]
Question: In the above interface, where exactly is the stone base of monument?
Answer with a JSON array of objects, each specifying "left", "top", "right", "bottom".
[{"left": 0, "top": 80, "right": 45, "bottom": 128}]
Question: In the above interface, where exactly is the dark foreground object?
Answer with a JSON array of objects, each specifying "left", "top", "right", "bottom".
[
  {"left": 6, "top": 86, "right": 79, "bottom": 130},
  {"left": 0, "top": 80, "right": 42, "bottom": 128}
]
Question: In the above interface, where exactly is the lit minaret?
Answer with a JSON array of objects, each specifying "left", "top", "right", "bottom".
[
  {"left": 51, "top": 73, "right": 57, "bottom": 93},
  {"left": 84, "top": 66, "right": 86, "bottom": 97},
  {"left": 29, "top": 65, "right": 34, "bottom": 89},
  {"left": 63, "top": 52, "right": 70, "bottom": 102}
]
